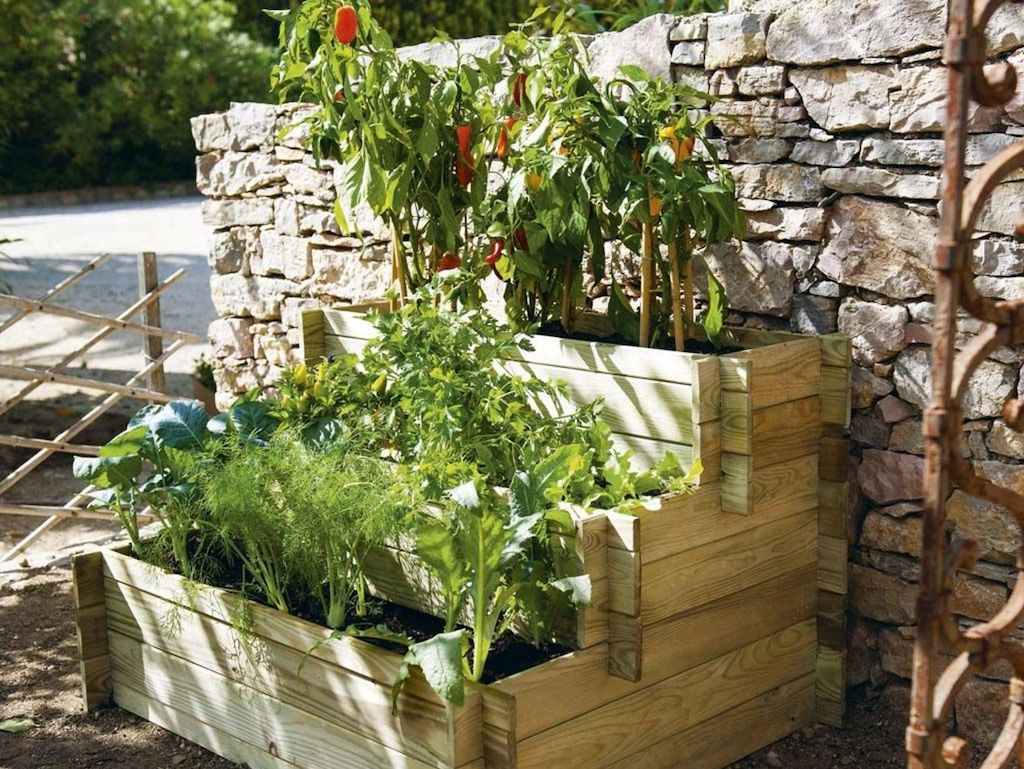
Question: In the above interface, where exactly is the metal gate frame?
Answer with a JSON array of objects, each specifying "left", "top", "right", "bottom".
[{"left": 910, "top": 2, "right": 1024, "bottom": 767}]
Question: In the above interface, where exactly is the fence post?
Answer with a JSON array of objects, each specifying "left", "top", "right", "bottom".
[{"left": 137, "top": 252, "right": 165, "bottom": 393}]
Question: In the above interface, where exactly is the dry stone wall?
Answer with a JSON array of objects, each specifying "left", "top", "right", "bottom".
[{"left": 193, "top": 0, "right": 1024, "bottom": 732}]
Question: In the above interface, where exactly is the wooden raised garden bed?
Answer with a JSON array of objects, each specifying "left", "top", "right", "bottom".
[{"left": 74, "top": 306, "right": 853, "bottom": 769}]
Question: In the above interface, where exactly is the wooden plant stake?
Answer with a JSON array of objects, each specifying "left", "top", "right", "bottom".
[{"left": 639, "top": 222, "right": 655, "bottom": 348}]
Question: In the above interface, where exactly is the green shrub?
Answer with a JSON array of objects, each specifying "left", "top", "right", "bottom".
[{"left": 0, "top": 0, "right": 274, "bottom": 193}]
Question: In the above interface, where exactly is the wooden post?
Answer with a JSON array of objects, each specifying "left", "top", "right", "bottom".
[
  {"left": 137, "top": 253, "right": 165, "bottom": 393},
  {"left": 639, "top": 223, "right": 655, "bottom": 348}
]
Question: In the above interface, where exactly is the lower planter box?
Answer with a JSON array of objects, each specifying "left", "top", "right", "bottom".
[{"left": 76, "top": 492, "right": 820, "bottom": 769}]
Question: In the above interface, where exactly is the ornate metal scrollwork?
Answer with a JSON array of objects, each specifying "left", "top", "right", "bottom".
[{"left": 909, "top": 2, "right": 1024, "bottom": 768}]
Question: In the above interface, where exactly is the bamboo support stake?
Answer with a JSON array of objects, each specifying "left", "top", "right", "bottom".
[
  {"left": 0, "top": 268, "right": 187, "bottom": 418},
  {"left": 137, "top": 253, "right": 165, "bottom": 393},
  {"left": 639, "top": 222, "right": 655, "bottom": 348},
  {"left": 669, "top": 239, "right": 684, "bottom": 352},
  {"left": 0, "top": 340, "right": 186, "bottom": 498},
  {"left": 0, "top": 504, "right": 154, "bottom": 521},
  {"left": 0, "top": 253, "right": 110, "bottom": 337},
  {"left": 0, "top": 293, "right": 199, "bottom": 343}
]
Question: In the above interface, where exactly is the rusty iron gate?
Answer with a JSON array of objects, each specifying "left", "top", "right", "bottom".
[{"left": 909, "top": 1, "right": 1024, "bottom": 767}]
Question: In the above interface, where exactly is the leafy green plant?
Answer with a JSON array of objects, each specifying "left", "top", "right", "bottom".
[
  {"left": 400, "top": 466, "right": 590, "bottom": 704},
  {"left": 531, "top": 0, "right": 724, "bottom": 33},
  {"left": 75, "top": 399, "right": 280, "bottom": 576},
  {"left": 283, "top": 450, "right": 410, "bottom": 627},
  {"left": 194, "top": 354, "right": 216, "bottom": 391}
]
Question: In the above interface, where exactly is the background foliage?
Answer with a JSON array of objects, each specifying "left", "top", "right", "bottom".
[
  {"left": 0, "top": 0, "right": 274, "bottom": 194},
  {"left": 0, "top": 0, "right": 719, "bottom": 194}
]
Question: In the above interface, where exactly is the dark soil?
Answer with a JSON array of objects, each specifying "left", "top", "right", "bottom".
[{"left": 537, "top": 321, "right": 741, "bottom": 355}]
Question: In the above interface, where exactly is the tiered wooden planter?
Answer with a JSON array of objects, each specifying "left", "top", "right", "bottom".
[{"left": 74, "top": 307, "right": 852, "bottom": 769}]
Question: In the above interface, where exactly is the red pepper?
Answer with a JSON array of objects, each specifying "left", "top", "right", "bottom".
[
  {"left": 485, "top": 238, "right": 506, "bottom": 266},
  {"left": 512, "top": 228, "right": 528, "bottom": 252},
  {"left": 334, "top": 5, "right": 358, "bottom": 45},
  {"left": 496, "top": 117, "right": 517, "bottom": 163},
  {"left": 438, "top": 253, "right": 462, "bottom": 271},
  {"left": 512, "top": 73, "right": 527, "bottom": 108},
  {"left": 455, "top": 124, "right": 474, "bottom": 187},
  {"left": 333, "top": 87, "right": 345, "bottom": 103}
]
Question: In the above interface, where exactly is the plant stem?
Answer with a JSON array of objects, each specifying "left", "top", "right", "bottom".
[
  {"left": 682, "top": 230, "right": 694, "bottom": 332},
  {"left": 391, "top": 219, "right": 410, "bottom": 307},
  {"left": 560, "top": 253, "right": 574, "bottom": 334},
  {"left": 639, "top": 221, "right": 655, "bottom": 348},
  {"left": 669, "top": 238, "right": 684, "bottom": 352}
]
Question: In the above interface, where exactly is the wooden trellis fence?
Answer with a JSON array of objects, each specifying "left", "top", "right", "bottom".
[{"left": 0, "top": 252, "right": 199, "bottom": 565}]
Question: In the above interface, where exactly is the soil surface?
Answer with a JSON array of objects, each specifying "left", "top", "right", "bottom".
[{"left": 0, "top": 559, "right": 917, "bottom": 769}]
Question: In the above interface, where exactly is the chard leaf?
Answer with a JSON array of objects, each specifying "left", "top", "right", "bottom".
[
  {"left": 552, "top": 574, "right": 592, "bottom": 607},
  {"left": 446, "top": 481, "right": 481, "bottom": 512},
  {"left": 399, "top": 631, "right": 467, "bottom": 707},
  {"left": 227, "top": 401, "right": 280, "bottom": 444}
]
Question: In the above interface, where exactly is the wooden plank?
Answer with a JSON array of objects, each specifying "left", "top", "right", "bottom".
[
  {"left": 102, "top": 551, "right": 442, "bottom": 704},
  {"left": 516, "top": 621, "right": 817, "bottom": 769},
  {"left": 493, "top": 563, "right": 817, "bottom": 739},
  {"left": 502, "top": 360, "right": 700, "bottom": 444},
  {"left": 516, "top": 333, "right": 701, "bottom": 385},
  {"left": 607, "top": 550, "right": 640, "bottom": 617},
  {"left": 720, "top": 338, "right": 821, "bottom": 410},
  {"left": 722, "top": 451, "right": 819, "bottom": 517},
  {"left": 820, "top": 365, "right": 852, "bottom": 427},
  {"left": 606, "top": 676, "right": 816, "bottom": 769},
  {"left": 608, "top": 613, "right": 642, "bottom": 682},
  {"left": 480, "top": 689, "right": 517, "bottom": 769},
  {"left": 817, "top": 590, "right": 846, "bottom": 651},
  {"left": 818, "top": 534, "right": 848, "bottom": 595},
  {"left": 690, "top": 356, "right": 721, "bottom": 423},
  {"left": 818, "top": 436, "right": 850, "bottom": 482},
  {"left": 321, "top": 309, "right": 378, "bottom": 339},
  {"left": 640, "top": 508, "right": 817, "bottom": 624},
  {"left": 819, "top": 334, "right": 853, "bottom": 369},
  {"left": 104, "top": 578, "right": 476, "bottom": 767},
  {"left": 819, "top": 480, "right": 848, "bottom": 539},
  {"left": 300, "top": 309, "right": 326, "bottom": 364},
  {"left": 816, "top": 646, "right": 846, "bottom": 727},
  {"left": 722, "top": 395, "right": 821, "bottom": 469},
  {"left": 73, "top": 550, "right": 111, "bottom": 711},
  {"left": 115, "top": 682, "right": 299, "bottom": 769},
  {"left": 108, "top": 632, "right": 444, "bottom": 769}
]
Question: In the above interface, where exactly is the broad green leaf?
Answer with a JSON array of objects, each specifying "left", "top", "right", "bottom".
[
  {"left": 147, "top": 401, "right": 209, "bottom": 452},
  {"left": 608, "top": 284, "right": 640, "bottom": 345},
  {"left": 73, "top": 455, "right": 142, "bottom": 489},
  {"left": 99, "top": 425, "right": 148, "bottom": 458},
  {"left": 404, "top": 631, "right": 467, "bottom": 707},
  {"left": 228, "top": 401, "right": 280, "bottom": 443},
  {"left": 704, "top": 268, "right": 726, "bottom": 349}
]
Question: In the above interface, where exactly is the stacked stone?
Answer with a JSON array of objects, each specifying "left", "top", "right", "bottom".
[
  {"left": 677, "top": 0, "right": 1024, "bottom": 741},
  {"left": 193, "top": 102, "right": 394, "bottom": 401}
]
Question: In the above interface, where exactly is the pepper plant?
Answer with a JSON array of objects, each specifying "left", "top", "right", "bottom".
[{"left": 271, "top": 0, "right": 503, "bottom": 300}]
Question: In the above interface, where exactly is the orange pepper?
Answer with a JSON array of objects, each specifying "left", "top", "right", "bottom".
[
  {"left": 527, "top": 172, "right": 543, "bottom": 191},
  {"left": 334, "top": 6, "right": 358, "bottom": 45},
  {"left": 496, "top": 117, "right": 517, "bottom": 163},
  {"left": 437, "top": 253, "right": 462, "bottom": 271}
]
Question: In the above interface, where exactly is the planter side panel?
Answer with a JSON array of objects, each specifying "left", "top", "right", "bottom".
[
  {"left": 72, "top": 550, "right": 112, "bottom": 711},
  {"left": 100, "top": 551, "right": 483, "bottom": 769}
]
